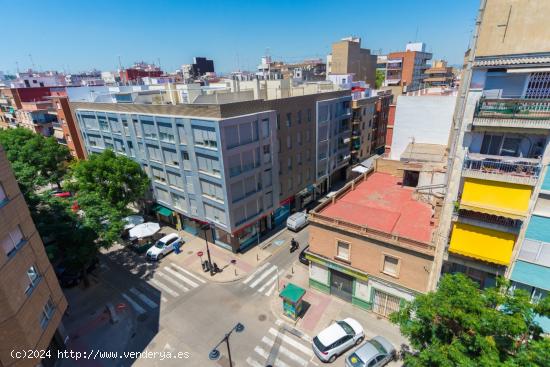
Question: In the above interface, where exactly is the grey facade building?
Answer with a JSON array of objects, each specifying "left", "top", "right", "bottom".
[{"left": 72, "top": 90, "right": 350, "bottom": 252}]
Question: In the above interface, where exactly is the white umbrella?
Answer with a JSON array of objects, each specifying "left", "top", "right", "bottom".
[
  {"left": 129, "top": 222, "right": 160, "bottom": 239},
  {"left": 123, "top": 215, "right": 145, "bottom": 230}
]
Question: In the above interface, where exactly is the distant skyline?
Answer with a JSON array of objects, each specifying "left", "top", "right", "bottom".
[{"left": 2, "top": 0, "right": 479, "bottom": 75}]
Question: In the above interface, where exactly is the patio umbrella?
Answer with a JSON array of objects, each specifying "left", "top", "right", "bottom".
[
  {"left": 129, "top": 222, "right": 160, "bottom": 239},
  {"left": 123, "top": 215, "right": 145, "bottom": 230}
]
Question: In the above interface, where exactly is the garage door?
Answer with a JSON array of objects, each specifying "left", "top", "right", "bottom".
[{"left": 372, "top": 289, "right": 401, "bottom": 318}]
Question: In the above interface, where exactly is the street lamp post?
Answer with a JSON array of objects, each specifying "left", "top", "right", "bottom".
[
  {"left": 208, "top": 322, "right": 245, "bottom": 367},
  {"left": 200, "top": 222, "right": 214, "bottom": 276}
]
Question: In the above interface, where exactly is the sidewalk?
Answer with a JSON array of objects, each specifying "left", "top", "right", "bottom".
[{"left": 269, "top": 262, "right": 407, "bottom": 350}]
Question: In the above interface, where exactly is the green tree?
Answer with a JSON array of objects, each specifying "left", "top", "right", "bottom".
[
  {"left": 68, "top": 149, "right": 149, "bottom": 211},
  {"left": 391, "top": 274, "right": 550, "bottom": 367},
  {"left": 0, "top": 128, "right": 71, "bottom": 193},
  {"left": 375, "top": 69, "right": 385, "bottom": 89}
]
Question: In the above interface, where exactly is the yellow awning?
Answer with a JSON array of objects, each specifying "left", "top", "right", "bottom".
[
  {"left": 449, "top": 222, "right": 516, "bottom": 265},
  {"left": 461, "top": 178, "right": 531, "bottom": 218},
  {"left": 459, "top": 202, "right": 526, "bottom": 220}
]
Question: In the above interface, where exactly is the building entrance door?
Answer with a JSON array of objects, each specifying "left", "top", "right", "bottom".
[{"left": 330, "top": 269, "right": 353, "bottom": 302}]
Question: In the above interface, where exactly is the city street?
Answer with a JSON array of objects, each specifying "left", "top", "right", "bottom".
[{"left": 59, "top": 225, "right": 404, "bottom": 367}]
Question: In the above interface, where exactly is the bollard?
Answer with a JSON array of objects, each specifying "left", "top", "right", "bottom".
[
  {"left": 256, "top": 253, "right": 259, "bottom": 262},
  {"left": 234, "top": 268, "right": 237, "bottom": 277},
  {"left": 292, "top": 266, "right": 294, "bottom": 274}
]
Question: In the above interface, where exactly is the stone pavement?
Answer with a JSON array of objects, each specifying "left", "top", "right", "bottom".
[{"left": 269, "top": 261, "right": 408, "bottom": 355}]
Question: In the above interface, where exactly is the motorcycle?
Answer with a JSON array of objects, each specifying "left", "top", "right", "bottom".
[{"left": 290, "top": 238, "right": 299, "bottom": 253}]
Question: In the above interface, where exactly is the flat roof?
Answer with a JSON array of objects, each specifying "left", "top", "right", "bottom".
[{"left": 320, "top": 172, "right": 434, "bottom": 243}]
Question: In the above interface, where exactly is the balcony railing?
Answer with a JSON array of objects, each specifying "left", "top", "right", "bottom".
[
  {"left": 463, "top": 152, "right": 541, "bottom": 184},
  {"left": 475, "top": 98, "right": 550, "bottom": 120}
]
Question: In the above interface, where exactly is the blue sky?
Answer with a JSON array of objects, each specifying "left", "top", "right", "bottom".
[{"left": 2, "top": 0, "right": 479, "bottom": 75}]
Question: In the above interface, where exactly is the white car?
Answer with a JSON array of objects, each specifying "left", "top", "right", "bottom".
[
  {"left": 146, "top": 233, "right": 183, "bottom": 261},
  {"left": 312, "top": 318, "right": 364, "bottom": 363}
]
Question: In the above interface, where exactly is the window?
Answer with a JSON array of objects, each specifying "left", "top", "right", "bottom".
[
  {"left": 336, "top": 241, "right": 350, "bottom": 261},
  {"left": 177, "top": 125, "right": 187, "bottom": 145},
  {"left": 287, "top": 157, "right": 292, "bottom": 170},
  {"left": 172, "top": 193, "right": 187, "bottom": 212},
  {"left": 98, "top": 116, "right": 109, "bottom": 132},
  {"left": 26, "top": 265, "right": 40, "bottom": 294},
  {"left": 167, "top": 171, "right": 184, "bottom": 189},
  {"left": 297, "top": 132, "right": 302, "bottom": 145},
  {"left": 193, "top": 127, "right": 217, "bottom": 149},
  {"left": 182, "top": 151, "right": 191, "bottom": 170},
  {"left": 147, "top": 145, "right": 162, "bottom": 162},
  {"left": 156, "top": 187, "right": 170, "bottom": 203},
  {"left": 40, "top": 298, "right": 55, "bottom": 329},
  {"left": 0, "top": 182, "right": 7, "bottom": 204},
  {"left": 383, "top": 255, "right": 399, "bottom": 276},
  {"left": 163, "top": 149, "right": 179, "bottom": 167},
  {"left": 307, "top": 108, "right": 312, "bottom": 122},
  {"left": 1, "top": 225, "right": 24, "bottom": 257},
  {"left": 480, "top": 134, "right": 521, "bottom": 157},
  {"left": 306, "top": 130, "right": 311, "bottom": 142},
  {"left": 204, "top": 203, "right": 225, "bottom": 224},
  {"left": 200, "top": 179, "right": 224, "bottom": 202},
  {"left": 197, "top": 155, "right": 221, "bottom": 177},
  {"left": 286, "top": 135, "right": 292, "bottom": 149},
  {"left": 261, "top": 118, "right": 270, "bottom": 138},
  {"left": 297, "top": 110, "right": 302, "bottom": 124},
  {"left": 152, "top": 167, "right": 166, "bottom": 183},
  {"left": 286, "top": 112, "right": 292, "bottom": 127},
  {"left": 276, "top": 114, "right": 280, "bottom": 130},
  {"left": 158, "top": 122, "right": 175, "bottom": 143},
  {"left": 297, "top": 153, "right": 302, "bottom": 165},
  {"left": 142, "top": 121, "right": 157, "bottom": 139}
]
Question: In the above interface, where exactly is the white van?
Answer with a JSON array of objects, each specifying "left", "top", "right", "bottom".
[{"left": 286, "top": 212, "right": 308, "bottom": 231}]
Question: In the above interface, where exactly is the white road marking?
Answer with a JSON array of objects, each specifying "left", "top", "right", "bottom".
[
  {"left": 265, "top": 282, "right": 277, "bottom": 297},
  {"left": 121, "top": 293, "right": 146, "bottom": 315},
  {"left": 274, "top": 321, "right": 312, "bottom": 342},
  {"left": 163, "top": 267, "right": 199, "bottom": 288},
  {"left": 258, "top": 271, "right": 283, "bottom": 293},
  {"left": 129, "top": 287, "right": 158, "bottom": 309},
  {"left": 246, "top": 357, "right": 264, "bottom": 367},
  {"left": 261, "top": 336, "right": 308, "bottom": 366},
  {"left": 148, "top": 278, "right": 180, "bottom": 298},
  {"left": 169, "top": 264, "right": 206, "bottom": 284},
  {"left": 268, "top": 328, "right": 313, "bottom": 356},
  {"left": 243, "top": 262, "right": 270, "bottom": 284},
  {"left": 156, "top": 271, "right": 190, "bottom": 291},
  {"left": 254, "top": 346, "right": 290, "bottom": 367},
  {"left": 249, "top": 265, "right": 277, "bottom": 288}
]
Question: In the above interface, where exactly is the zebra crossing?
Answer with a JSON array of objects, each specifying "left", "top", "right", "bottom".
[
  {"left": 243, "top": 262, "right": 283, "bottom": 297},
  {"left": 247, "top": 322, "right": 314, "bottom": 367},
  {"left": 120, "top": 263, "right": 206, "bottom": 314}
]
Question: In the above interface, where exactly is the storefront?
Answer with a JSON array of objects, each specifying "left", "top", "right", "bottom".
[
  {"left": 306, "top": 252, "right": 414, "bottom": 317},
  {"left": 153, "top": 204, "right": 176, "bottom": 226},
  {"left": 273, "top": 196, "right": 294, "bottom": 226}
]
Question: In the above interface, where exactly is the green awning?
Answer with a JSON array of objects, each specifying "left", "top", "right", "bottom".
[
  {"left": 279, "top": 283, "right": 305, "bottom": 303},
  {"left": 154, "top": 204, "right": 173, "bottom": 217}
]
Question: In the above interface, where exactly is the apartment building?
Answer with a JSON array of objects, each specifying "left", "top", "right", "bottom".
[
  {"left": 72, "top": 88, "right": 351, "bottom": 252},
  {"left": 327, "top": 37, "right": 377, "bottom": 88},
  {"left": 424, "top": 60, "right": 455, "bottom": 88},
  {"left": 385, "top": 42, "right": 432, "bottom": 94},
  {"left": 50, "top": 93, "right": 86, "bottom": 159},
  {"left": 306, "top": 158, "right": 444, "bottom": 317},
  {"left": 0, "top": 87, "right": 54, "bottom": 130},
  {"left": 440, "top": 0, "right": 550, "bottom": 332},
  {"left": 0, "top": 145, "right": 67, "bottom": 367}
]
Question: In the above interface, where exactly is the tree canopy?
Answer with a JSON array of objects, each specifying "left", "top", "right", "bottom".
[
  {"left": 375, "top": 69, "right": 385, "bottom": 89},
  {"left": 68, "top": 149, "right": 149, "bottom": 211},
  {"left": 0, "top": 128, "right": 71, "bottom": 193},
  {"left": 391, "top": 273, "right": 550, "bottom": 367}
]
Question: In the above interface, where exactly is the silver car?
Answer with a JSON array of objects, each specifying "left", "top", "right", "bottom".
[
  {"left": 345, "top": 336, "right": 396, "bottom": 367},
  {"left": 312, "top": 318, "right": 364, "bottom": 363}
]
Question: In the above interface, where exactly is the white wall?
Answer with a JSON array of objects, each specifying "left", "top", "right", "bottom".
[{"left": 390, "top": 95, "right": 456, "bottom": 160}]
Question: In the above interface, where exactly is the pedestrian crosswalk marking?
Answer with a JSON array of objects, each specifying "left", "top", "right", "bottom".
[
  {"left": 149, "top": 278, "right": 180, "bottom": 298},
  {"left": 163, "top": 267, "right": 199, "bottom": 288},
  {"left": 243, "top": 262, "right": 270, "bottom": 284},
  {"left": 169, "top": 264, "right": 206, "bottom": 284},
  {"left": 254, "top": 346, "right": 291, "bottom": 367},
  {"left": 265, "top": 282, "right": 277, "bottom": 297},
  {"left": 274, "top": 320, "right": 313, "bottom": 343},
  {"left": 130, "top": 287, "right": 158, "bottom": 309},
  {"left": 257, "top": 271, "right": 283, "bottom": 293},
  {"left": 121, "top": 292, "right": 146, "bottom": 315},
  {"left": 249, "top": 265, "right": 277, "bottom": 288},
  {"left": 156, "top": 271, "right": 190, "bottom": 292},
  {"left": 246, "top": 357, "right": 264, "bottom": 367},
  {"left": 267, "top": 328, "right": 313, "bottom": 356},
  {"left": 261, "top": 336, "right": 308, "bottom": 366}
]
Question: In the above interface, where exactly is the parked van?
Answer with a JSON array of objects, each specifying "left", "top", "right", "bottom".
[{"left": 286, "top": 212, "right": 308, "bottom": 231}]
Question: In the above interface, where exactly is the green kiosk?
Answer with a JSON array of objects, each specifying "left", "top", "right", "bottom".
[{"left": 279, "top": 283, "right": 306, "bottom": 320}]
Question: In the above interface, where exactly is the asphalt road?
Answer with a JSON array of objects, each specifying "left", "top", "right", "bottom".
[{"left": 74, "top": 225, "right": 398, "bottom": 367}]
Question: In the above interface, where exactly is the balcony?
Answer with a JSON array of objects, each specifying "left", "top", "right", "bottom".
[
  {"left": 473, "top": 98, "right": 550, "bottom": 129},
  {"left": 462, "top": 152, "right": 541, "bottom": 186}
]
